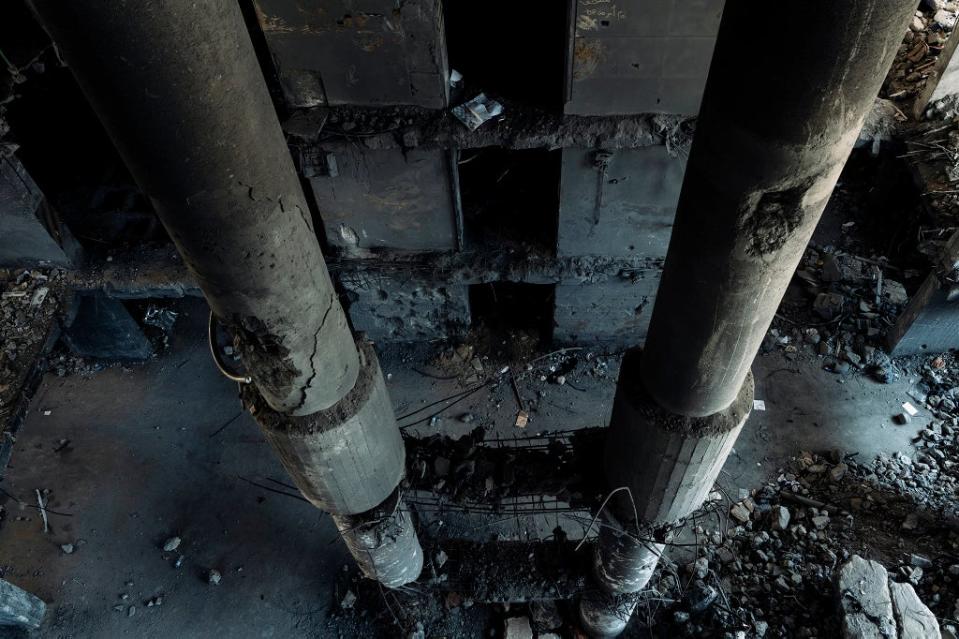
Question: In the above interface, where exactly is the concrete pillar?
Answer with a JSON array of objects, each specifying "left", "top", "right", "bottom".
[
  {"left": 582, "top": 2, "right": 917, "bottom": 636},
  {"left": 27, "top": 0, "right": 421, "bottom": 588},
  {"left": 642, "top": 1, "right": 919, "bottom": 418}
]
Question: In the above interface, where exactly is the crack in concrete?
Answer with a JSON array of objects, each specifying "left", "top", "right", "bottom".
[{"left": 297, "top": 291, "right": 336, "bottom": 411}]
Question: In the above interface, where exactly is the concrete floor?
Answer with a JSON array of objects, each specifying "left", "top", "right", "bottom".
[{"left": 0, "top": 302, "right": 928, "bottom": 638}]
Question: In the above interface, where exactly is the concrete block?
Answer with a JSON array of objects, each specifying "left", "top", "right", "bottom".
[
  {"left": 254, "top": 0, "right": 448, "bottom": 108},
  {"left": 889, "top": 580, "right": 941, "bottom": 639},
  {"left": 889, "top": 231, "right": 959, "bottom": 356},
  {"left": 557, "top": 146, "right": 685, "bottom": 257},
  {"left": 0, "top": 578, "right": 45, "bottom": 629},
  {"left": 310, "top": 147, "right": 458, "bottom": 253},
  {"left": 341, "top": 271, "right": 469, "bottom": 342},
  {"left": 552, "top": 275, "right": 661, "bottom": 345},
  {"left": 566, "top": 0, "right": 724, "bottom": 115},
  {"left": 62, "top": 293, "right": 152, "bottom": 361},
  {"left": 0, "top": 155, "right": 69, "bottom": 268},
  {"left": 838, "top": 556, "right": 896, "bottom": 639}
]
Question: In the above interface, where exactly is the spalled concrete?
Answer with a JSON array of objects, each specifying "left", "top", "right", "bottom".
[
  {"left": 331, "top": 488, "right": 424, "bottom": 589},
  {"left": 28, "top": 0, "right": 423, "bottom": 591}
]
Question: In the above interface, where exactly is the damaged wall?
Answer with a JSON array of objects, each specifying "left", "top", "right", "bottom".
[
  {"left": 253, "top": 0, "right": 449, "bottom": 108},
  {"left": 566, "top": 0, "right": 725, "bottom": 115}
]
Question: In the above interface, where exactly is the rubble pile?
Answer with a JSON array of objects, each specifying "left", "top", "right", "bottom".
[
  {"left": 639, "top": 390, "right": 959, "bottom": 638},
  {"left": 904, "top": 121, "right": 959, "bottom": 262},
  {"left": 0, "top": 269, "right": 60, "bottom": 432},
  {"left": 885, "top": 2, "right": 958, "bottom": 106},
  {"left": 769, "top": 244, "right": 908, "bottom": 381}
]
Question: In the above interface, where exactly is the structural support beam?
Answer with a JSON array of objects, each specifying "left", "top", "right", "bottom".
[
  {"left": 27, "top": 0, "right": 421, "bottom": 588},
  {"left": 582, "top": 2, "right": 917, "bottom": 636}
]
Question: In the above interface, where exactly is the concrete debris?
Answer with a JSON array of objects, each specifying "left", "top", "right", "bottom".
[
  {"left": 730, "top": 501, "right": 752, "bottom": 523},
  {"left": 890, "top": 581, "right": 941, "bottom": 638},
  {"left": 0, "top": 578, "right": 46, "bottom": 629},
  {"left": 60, "top": 543, "right": 74, "bottom": 554},
  {"left": 451, "top": 94, "right": 504, "bottom": 132},
  {"left": 514, "top": 410, "right": 529, "bottom": 428},
  {"left": 838, "top": 555, "right": 896, "bottom": 639},
  {"left": 207, "top": 569, "right": 221, "bottom": 586},
  {"left": 162, "top": 536, "right": 181, "bottom": 552},
  {"left": 771, "top": 505, "right": 791, "bottom": 531},
  {"left": 503, "top": 615, "right": 533, "bottom": 639},
  {"left": 340, "top": 589, "right": 357, "bottom": 610}
]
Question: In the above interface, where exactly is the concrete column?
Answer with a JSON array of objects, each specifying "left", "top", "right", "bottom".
[
  {"left": 583, "top": 2, "right": 917, "bottom": 636},
  {"left": 26, "top": 0, "right": 353, "bottom": 416},
  {"left": 642, "top": 1, "right": 919, "bottom": 418},
  {"left": 28, "top": 0, "right": 421, "bottom": 588}
]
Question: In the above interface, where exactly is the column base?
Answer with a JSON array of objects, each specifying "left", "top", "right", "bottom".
[
  {"left": 244, "top": 339, "right": 405, "bottom": 515},
  {"left": 593, "top": 517, "right": 667, "bottom": 595},
  {"left": 331, "top": 488, "right": 424, "bottom": 589},
  {"left": 604, "top": 348, "right": 753, "bottom": 525},
  {"left": 579, "top": 589, "right": 639, "bottom": 638}
]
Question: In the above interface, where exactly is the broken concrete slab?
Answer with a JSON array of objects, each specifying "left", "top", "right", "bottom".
[
  {"left": 889, "top": 580, "right": 941, "bottom": 639},
  {"left": 838, "top": 555, "right": 896, "bottom": 639},
  {"left": 62, "top": 293, "right": 153, "bottom": 361},
  {"left": 0, "top": 155, "right": 70, "bottom": 268},
  {"left": 0, "top": 577, "right": 46, "bottom": 629}
]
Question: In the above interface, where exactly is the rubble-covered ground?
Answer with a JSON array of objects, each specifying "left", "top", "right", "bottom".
[{"left": 0, "top": 269, "right": 60, "bottom": 438}]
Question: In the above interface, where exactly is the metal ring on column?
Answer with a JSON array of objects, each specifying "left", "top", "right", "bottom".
[{"left": 208, "top": 311, "right": 251, "bottom": 384}]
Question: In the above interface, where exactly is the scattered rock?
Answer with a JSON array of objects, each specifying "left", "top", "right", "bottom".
[
  {"left": 162, "top": 536, "right": 181, "bottom": 552},
  {"left": 60, "top": 543, "right": 74, "bottom": 554},
  {"left": 207, "top": 569, "right": 222, "bottom": 586},
  {"left": 771, "top": 505, "right": 791, "bottom": 531}
]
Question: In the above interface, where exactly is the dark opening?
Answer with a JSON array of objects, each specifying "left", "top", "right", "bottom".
[
  {"left": 442, "top": 0, "right": 569, "bottom": 110},
  {"left": 469, "top": 282, "right": 555, "bottom": 343},
  {"left": 458, "top": 147, "right": 561, "bottom": 255},
  {"left": 2, "top": 13, "right": 169, "bottom": 254}
]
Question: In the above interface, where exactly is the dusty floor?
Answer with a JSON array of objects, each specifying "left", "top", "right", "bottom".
[{"left": 0, "top": 294, "right": 932, "bottom": 638}]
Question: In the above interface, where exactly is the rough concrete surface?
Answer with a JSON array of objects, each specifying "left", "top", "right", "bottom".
[
  {"left": 838, "top": 555, "right": 896, "bottom": 639},
  {"left": 889, "top": 580, "right": 941, "bottom": 639}
]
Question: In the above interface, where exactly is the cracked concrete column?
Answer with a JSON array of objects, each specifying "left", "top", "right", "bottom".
[
  {"left": 582, "top": 2, "right": 917, "bottom": 636},
  {"left": 28, "top": 0, "right": 421, "bottom": 588}
]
